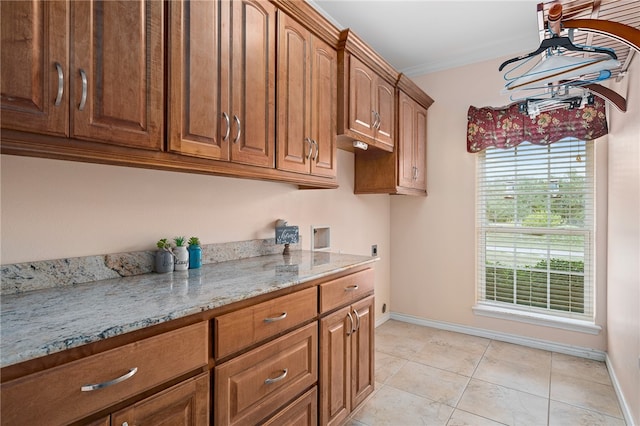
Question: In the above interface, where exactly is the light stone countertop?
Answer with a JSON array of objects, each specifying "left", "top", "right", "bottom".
[{"left": 1, "top": 251, "right": 377, "bottom": 368}]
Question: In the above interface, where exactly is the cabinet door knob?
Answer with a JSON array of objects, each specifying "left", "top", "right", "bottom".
[
  {"left": 264, "top": 312, "right": 287, "bottom": 323},
  {"left": 264, "top": 368, "right": 288, "bottom": 384},
  {"left": 54, "top": 62, "right": 64, "bottom": 106},
  {"left": 78, "top": 69, "right": 87, "bottom": 111},
  {"left": 80, "top": 367, "right": 138, "bottom": 392},
  {"left": 344, "top": 285, "right": 359, "bottom": 292}
]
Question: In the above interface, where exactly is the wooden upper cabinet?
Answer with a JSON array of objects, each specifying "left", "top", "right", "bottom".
[
  {"left": 397, "top": 90, "right": 429, "bottom": 192},
  {"left": 168, "top": 0, "right": 229, "bottom": 160},
  {"left": 230, "top": 0, "right": 276, "bottom": 168},
  {"left": 1, "top": 0, "right": 163, "bottom": 150},
  {"left": 71, "top": 0, "right": 163, "bottom": 150},
  {"left": 1, "top": 1, "right": 69, "bottom": 137},
  {"left": 337, "top": 29, "right": 397, "bottom": 153},
  {"left": 277, "top": 12, "right": 337, "bottom": 178}
]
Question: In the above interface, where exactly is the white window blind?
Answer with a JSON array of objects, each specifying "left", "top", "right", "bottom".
[{"left": 477, "top": 139, "right": 594, "bottom": 320}]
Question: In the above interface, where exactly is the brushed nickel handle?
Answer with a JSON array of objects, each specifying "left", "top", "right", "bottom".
[
  {"left": 374, "top": 111, "right": 381, "bottom": 130},
  {"left": 353, "top": 308, "right": 361, "bottom": 332},
  {"left": 305, "top": 137, "right": 313, "bottom": 159},
  {"left": 264, "top": 368, "right": 288, "bottom": 384},
  {"left": 346, "top": 312, "right": 354, "bottom": 336},
  {"left": 312, "top": 139, "right": 319, "bottom": 161},
  {"left": 54, "top": 62, "right": 64, "bottom": 106},
  {"left": 264, "top": 312, "right": 287, "bottom": 323},
  {"left": 78, "top": 69, "right": 87, "bottom": 111},
  {"left": 233, "top": 114, "right": 241, "bottom": 144},
  {"left": 81, "top": 367, "right": 138, "bottom": 392},
  {"left": 371, "top": 110, "right": 378, "bottom": 129},
  {"left": 344, "top": 285, "right": 359, "bottom": 292},
  {"left": 222, "top": 112, "right": 230, "bottom": 141}
]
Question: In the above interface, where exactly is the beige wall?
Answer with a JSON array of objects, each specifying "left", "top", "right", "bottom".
[
  {"left": 390, "top": 55, "right": 609, "bottom": 351},
  {"left": 0, "top": 150, "right": 391, "bottom": 317},
  {"left": 606, "top": 55, "right": 639, "bottom": 424}
]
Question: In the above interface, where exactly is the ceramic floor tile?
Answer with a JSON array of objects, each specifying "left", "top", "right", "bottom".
[
  {"left": 410, "top": 337, "right": 486, "bottom": 376},
  {"left": 548, "top": 400, "right": 626, "bottom": 426},
  {"left": 375, "top": 328, "right": 427, "bottom": 358},
  {"left": 473, "top": 354, "right": 551, "bottom": 397},
  {"left": 551, "top": 352, "right": 612, "bottom": 386},
  {"left": 483, "top": 340, "right": 552, "bottom": 370},
  {"left": 551, "top": 372, "right": 623, "bottom": 419},
  {"left": 376, "top": 319, "right": 439, "bottom": 340},
  {"left": 351, "top": 384, "right": 454, "bottom": 426},
  {"left": 457, "top": 379, "right": 549, "bottom": 426},
  {"left": 387, "top": 360, "right": 470, "bottom": 406},
  {"left": 375, "top": 351, "right": 407, "bottom": 384},
  {"left": 447, "top": 409, "right": 508, "bottom": 426},
  {"left": 429, "top": 329, "right": 491, "bottom": 353}
]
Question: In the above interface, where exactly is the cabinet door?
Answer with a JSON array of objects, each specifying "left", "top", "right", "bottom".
[
  {"left": 230, "top": 0, "right": 275, "bottom": 167},
  {"left": 414, "top": 103, "right": 428, "bottom": 191},
  {"left": 0, "top": 0, "right": 69, "bottom": 136},
  {"left": 168, "top": 0, "right": 229, "bottom": 160},
  {"left": 320, "top": 306, "right": 351, "bottom": 426},
  {"left": 276, "top": 12, "right": 311, "bottom": 175},
  {"left": 71, "top": 0, "right": 163, "bottom": 150},
  {"left": 374, "top": 79, "right": 395, "bottom": 150},
  {"left": 310, "top": 36, "right": 337, "bottom": 178},
  {"left": 348, "top": 56, "right": 376, "bottom": 140},
  {"left": 350, "top": 295, "right": 375, "bottom": 409},
  {"left": 397, "top": 91, "right": 416, "bottom": 189},
  {"left": 112, "top": 373, "right": 209, "bottom": 426}
]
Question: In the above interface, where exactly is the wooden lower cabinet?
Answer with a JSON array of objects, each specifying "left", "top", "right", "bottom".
[
  {"left": 263, "top": 387, "right": 318, "bottom": 426},
  {"left": 320, "top": 295, "right": 375, "bottom": 426},
  {"left": 112, "top": 373, "right": 209, "bottom": 426}
]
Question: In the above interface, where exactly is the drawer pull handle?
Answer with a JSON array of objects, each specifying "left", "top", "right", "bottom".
[
  {"left": 81, "top": 367, "right": 138, "bottom": 392},
  {"left": 222, "top": 112, "right": 230, "bottom": 141},
  {"left": 353, "top": 308, "right": 361, "bottom": 332},
  {"left": 264, "top": 368, "right": 288, "bottom": 384},
  {"left": 345, "top": 285, "right": 359, "bottom": 292},
  {"left": 54, "top": 62, "right": 64, "bottom": 106},
  {"left": 346, "top": 312, "right": 354, "bottom": 336},
  {"left": 264, "top": 312, "right": 287, "bottom": 323},
  {"left": 78, "top": 68, "right": 87, "bottom": 111}
]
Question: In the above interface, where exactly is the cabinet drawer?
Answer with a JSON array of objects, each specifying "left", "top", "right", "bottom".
[
  {"left": 214, "top": 322, "right": 317, "bottom": 426},
  {"left": 319, "top": 269, "right": 374, "bottom": 313},
  {"left": 263, "top": 386, "right": 317, "bottom": 426},
  {"left": 215, "top": 286, "right": 317, "bottom": 359},
  {"left": 0, "top": 322, "right": 208, "bottom": 426}
]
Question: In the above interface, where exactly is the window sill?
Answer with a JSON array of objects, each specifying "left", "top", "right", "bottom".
[{"left": 472, "top": 303, "right": 602, "bottom": 335}]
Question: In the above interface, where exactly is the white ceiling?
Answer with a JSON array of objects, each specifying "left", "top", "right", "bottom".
[{"left": 310, "top": 0, "right": 542, "bottom": 76}]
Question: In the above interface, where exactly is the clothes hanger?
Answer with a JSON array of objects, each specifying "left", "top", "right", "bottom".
[{"left": 498, "top": 36, "right": 618, "bottom": 72}]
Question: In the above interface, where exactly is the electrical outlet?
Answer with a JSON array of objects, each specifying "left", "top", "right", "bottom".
[{"left": 371, "top": 244, "right": 378, "bottom": 257}]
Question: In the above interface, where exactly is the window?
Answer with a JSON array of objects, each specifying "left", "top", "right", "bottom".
[{"left": 476, "top": 138, "right": 594, "bottom": 321}]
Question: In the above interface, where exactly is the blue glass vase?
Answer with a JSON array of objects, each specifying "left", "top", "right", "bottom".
[{"left": 188, "top": 245, "right": 202, "bottom": 269}]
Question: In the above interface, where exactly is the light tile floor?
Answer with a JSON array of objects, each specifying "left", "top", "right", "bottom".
[{"left": 347, "top": 320, "right": 625, "bottom": 426}]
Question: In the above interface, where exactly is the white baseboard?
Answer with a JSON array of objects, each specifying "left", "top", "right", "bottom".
[
  {"left": 375, "top": 312, "right": 391, "bottom": 328},
  {"left": 389, "top": 312, "right": 606, "bottom": 361},
  {"left": 606, "top": 354, "right": 636, "bottom": 426}
]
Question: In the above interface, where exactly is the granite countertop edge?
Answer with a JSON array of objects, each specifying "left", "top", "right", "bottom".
[{"left": 0, "top": 251, "right": 378, "bottom": 369}]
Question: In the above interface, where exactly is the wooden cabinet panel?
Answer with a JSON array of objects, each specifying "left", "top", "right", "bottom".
[
  {"left": 319, "top": 268, "right": 374, "bottom": 314},
  {"left": 398, "top": 91, "right": 416, "bottom": 189},
  {"left": 277, "top": 12, "right": 336, "bottom": 178},
  {"left": 350, "top": 295, "right": 375, "bottom": 408},
  {"left": 319, "top": 306, "right": 351, "bottom": 426},
  {"left": 214, "top": 322, "right": 317, "bottom": 426},
  {"left": 414, "top": 103, "right": 428, "bottom": 191},
  {"left": 263, "top": 387, "right": 318, "bottom": 426},
  {"left": 348, "top": 56, "right": 376, "bottom": 140},
  {"left": 375, "top": 79, "right": 395, "bottom": 150},
  {"left": 0, "top": 322, "right": 208, "bottom": 426},
  {"left": 168, "top": 0, "right": 229, "bottom": 160},
  {"left": 230, "top": 0, "right": 276, "bottom": 167},
  {"left": 112, "top": 373, "right": 209, "bottom": 426},
  {"left": 71, "top": 0, "right": 163, "bottom": 150},
  {"left": 215, "top": 286, "right": 317, "bottom": 359},
  {"left": 0, "top": 0, "right": 69, "bottom": 136}
]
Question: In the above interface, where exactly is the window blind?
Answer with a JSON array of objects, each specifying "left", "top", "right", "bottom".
[{"left": 477, "top": 139, "right": 594, "bottom": 320}]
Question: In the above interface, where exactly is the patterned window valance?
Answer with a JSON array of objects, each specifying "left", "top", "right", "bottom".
[{"left": 466, "top": 96, "right": 608, "bottom": 153}]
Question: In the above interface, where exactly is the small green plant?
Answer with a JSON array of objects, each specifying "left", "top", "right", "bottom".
[
  {"left": 173, "top": 236, "right": 187, "bottom": 247},
  {"left": 188, "top": 236, "right": 201, "bottom": 246},
  {"left": 156, "top": 238, "right": 171, "bottom": 250}
]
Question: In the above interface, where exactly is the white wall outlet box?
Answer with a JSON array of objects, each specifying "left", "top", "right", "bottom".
[{"left": 311, "top": 226, "right": 330, "bottom": 251}]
